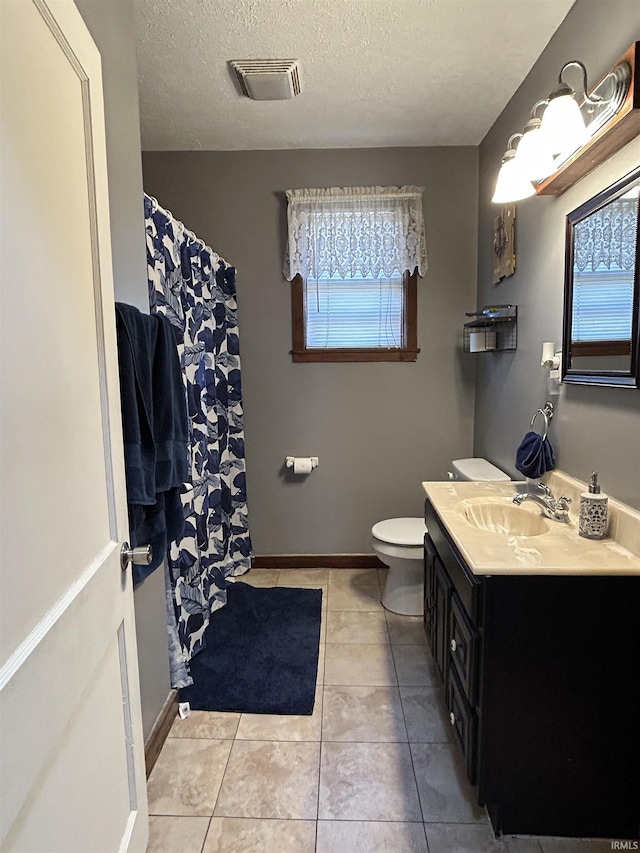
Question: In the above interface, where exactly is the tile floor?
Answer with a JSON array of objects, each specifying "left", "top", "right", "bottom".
[{"left": 146, "top": 569, "right": 624, "bottom": 852}]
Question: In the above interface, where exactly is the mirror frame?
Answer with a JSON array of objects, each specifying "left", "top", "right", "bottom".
[{"left": 562, "top": 166, "right": 640, "bottom": 388}]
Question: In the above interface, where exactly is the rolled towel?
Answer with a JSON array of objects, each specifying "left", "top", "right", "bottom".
[{"left": 515, "top": 431, "right": 556, "bottom": 479}]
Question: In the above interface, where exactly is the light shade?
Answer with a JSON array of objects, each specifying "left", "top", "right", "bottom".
[
  {"left": 492, "top": 151, "right": 535, "bottom": 204},
  {"left": 540, "top": 91, "right": 589, "bottom": 156},
  {"left": 514, "top": 119, "right": 556, "bottom": 182}
]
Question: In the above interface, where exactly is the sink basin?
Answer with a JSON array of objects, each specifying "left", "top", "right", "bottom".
[{"left": 460, "top": 498, "right": 550, "bottom": 537}]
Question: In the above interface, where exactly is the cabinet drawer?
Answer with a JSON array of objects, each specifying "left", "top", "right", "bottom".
[
  {"left": 449, "top": 593, "right": 479, "bottom": 707},
  {"left": 446, "top": 666, "right": 477, "bottom": 784}
]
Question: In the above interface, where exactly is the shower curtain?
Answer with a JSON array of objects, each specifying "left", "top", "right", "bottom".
[{"left": 144, "top": 194, "right": 252, "bottom": 687}]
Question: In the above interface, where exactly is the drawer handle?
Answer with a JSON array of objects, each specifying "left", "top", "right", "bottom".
[
  {"left": 450, "top": 639, "right": 457, "bottom": 652},
  {"left": 449, "top": 711, "right": 456, "bottom": 726}
]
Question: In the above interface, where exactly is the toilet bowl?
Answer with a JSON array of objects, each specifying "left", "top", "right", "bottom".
[
  {"left": 372, "top": 517, "right": 426, "bottom": 616},
  {"left": 373, "top": 458, "right": 510, "bottom": 616}
]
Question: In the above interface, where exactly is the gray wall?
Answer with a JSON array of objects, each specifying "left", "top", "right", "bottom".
[
  {"left": 143, "top": 148, "right": 478, "bottom": 553},
  {"left": 74, "top": 0, "right": 170, "bottom": 739},
  {"left": 475, "top": 0, "right": 640, "bottom": 510}
]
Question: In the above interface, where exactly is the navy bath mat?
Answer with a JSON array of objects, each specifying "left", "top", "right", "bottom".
[{"left": 179, "top": 581, "right": 323, "bottom": 715}]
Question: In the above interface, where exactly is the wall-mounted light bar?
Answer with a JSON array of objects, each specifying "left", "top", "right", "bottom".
[{"left": 492, "top": 42, "right": 640, "bottom": 203}]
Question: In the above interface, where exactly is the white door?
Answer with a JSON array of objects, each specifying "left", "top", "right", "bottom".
[{"left": 0, "top": 1, "right": 148, "bottom": 851}]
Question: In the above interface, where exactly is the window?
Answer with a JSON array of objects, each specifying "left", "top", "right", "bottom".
[
  {"left": 291, "top": 271, "right": 418, "bottom": 362},
  {"left": 283, "top": 186, "right": 426, "bottom": 363}
]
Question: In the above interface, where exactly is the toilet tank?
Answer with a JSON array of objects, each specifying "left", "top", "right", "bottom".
[{"left": 450, "top": 457, "right": 511, "bottom": 481}]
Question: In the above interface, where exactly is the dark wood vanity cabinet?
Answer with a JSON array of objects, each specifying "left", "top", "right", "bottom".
[{"left": 423, "top": 498, "right": 640, "bottom": 841}]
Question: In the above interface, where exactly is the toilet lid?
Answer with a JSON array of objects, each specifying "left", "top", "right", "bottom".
[
  {"left": 371, "top": 517, "right": 426, "bottom": 546},
  {"left": 451, "top": 458, "right": 511, "bottom": 481}
]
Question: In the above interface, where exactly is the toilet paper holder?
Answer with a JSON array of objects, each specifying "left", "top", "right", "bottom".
[{"left": 285, "top": 456, "right": 319, "bottom": 472}]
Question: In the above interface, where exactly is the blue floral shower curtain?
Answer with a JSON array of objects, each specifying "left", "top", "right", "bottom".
[{"left": 144, "top": 194, "right": 251, "bottom": 687}]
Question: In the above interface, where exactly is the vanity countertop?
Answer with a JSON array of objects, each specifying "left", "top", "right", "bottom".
[{"left": 422, "top": 470, "right": 640, "bottom": 576}]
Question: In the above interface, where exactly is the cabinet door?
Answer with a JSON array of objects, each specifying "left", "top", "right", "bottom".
[
  {"left": 446, "top": 666, "right": 477, "bottom": 784},
  {"left": 449, "top": 593, "right": 479, "bottom": 707},
  {"left": 433, "top": 557, "right": 452, "bottom": 684},
  {"left": 423, "top": 535, "right": 436, "bottom": 646}
]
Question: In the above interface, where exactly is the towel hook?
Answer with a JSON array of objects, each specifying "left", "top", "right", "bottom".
[{"left": 530, "top": 401, "right": 554, "bottom": 440}]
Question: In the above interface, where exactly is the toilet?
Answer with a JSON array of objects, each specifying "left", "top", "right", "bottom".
[{"left": 372, "top": 457, "right": 511, "bottom": 616}]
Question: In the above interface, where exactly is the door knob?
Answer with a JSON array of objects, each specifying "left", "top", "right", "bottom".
[{"left": 120, "top": 542, "right": 152, "bottom": 571}]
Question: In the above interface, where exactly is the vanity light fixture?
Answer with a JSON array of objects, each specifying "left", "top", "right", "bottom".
[
  {"left": 491, "top": 134, "right": 535, "bottom": 204},
  {"left": 539, "top": 61, "right": 592, "bottom": 156},
  {"left": 514, "top": 101, "right": 556, "bottom": 182},
  {"left": 492, "top": 47, "right": 635, "bottom": 204}
]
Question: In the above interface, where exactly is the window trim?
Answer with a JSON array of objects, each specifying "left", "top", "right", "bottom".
[
  {"left": 290, "top": 271, "right": 419, "bottom": 363},
  {"left": 570, "top": 340, "right": 632, "bottom": 357}
]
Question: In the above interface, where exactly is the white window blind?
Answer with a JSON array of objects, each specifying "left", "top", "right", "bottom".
[
  {"left": 305, "top": 274, "right": 404, "bottom": 349},
  {"left": 571, "top": 268, "right": 634, "bottom": 341}
]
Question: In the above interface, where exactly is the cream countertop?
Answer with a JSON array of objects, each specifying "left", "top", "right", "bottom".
[{"left": 422, "top": 469, "right": 640, "bottom": 576}]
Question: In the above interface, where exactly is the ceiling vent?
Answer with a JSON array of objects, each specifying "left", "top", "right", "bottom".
[{"left": 230, "top": 59, "right": 302, "bottom": 101}]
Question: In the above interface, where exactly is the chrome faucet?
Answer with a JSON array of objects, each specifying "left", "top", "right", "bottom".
[{"left": 513, "top": 482, "right": 572, "bottom": 522}]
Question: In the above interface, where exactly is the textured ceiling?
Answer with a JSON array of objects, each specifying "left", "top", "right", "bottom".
[{"left": 134, "top": 0, "right": 575, "bottom": 151}]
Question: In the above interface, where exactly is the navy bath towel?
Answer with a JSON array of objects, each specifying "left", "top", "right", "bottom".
[
  {"left": 515, "top": 431, "right": 555, "bottom": 479},
  {"left": 115, "top": 303, "right": 189, "bottom": 584}
]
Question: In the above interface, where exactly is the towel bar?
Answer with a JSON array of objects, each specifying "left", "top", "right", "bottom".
[{"left": 529, "top": 401, "right": 554, "bottom": 440}]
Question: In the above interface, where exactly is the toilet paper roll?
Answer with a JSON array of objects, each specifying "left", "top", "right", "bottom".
[
  {"left": 293, "top": 457, "right": 313, "bottom": 474},
  {"left": 470, "top": 331, "right": 496, "bottom": 352}
]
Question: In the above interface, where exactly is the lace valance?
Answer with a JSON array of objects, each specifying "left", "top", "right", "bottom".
[
  {"left": 574, "top": 199, "right": 638, "bottom": 273},
  {"left": 283, "top": 186, "right": 428, "bottom": 281}
]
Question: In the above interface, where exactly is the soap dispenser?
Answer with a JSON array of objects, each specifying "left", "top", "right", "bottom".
[{"left": 579, "top": 472, "right": 608, "bottom": 540}]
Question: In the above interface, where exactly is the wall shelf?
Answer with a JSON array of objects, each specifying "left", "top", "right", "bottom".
[{"left": 463, "top": 305, "right": 517, "bottom": 353}]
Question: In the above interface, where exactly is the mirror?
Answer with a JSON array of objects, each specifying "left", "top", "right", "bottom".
[{"left": 562, "top": 166, "right": 640, "bottom": 387}]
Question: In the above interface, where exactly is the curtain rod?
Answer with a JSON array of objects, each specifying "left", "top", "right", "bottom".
[{"left": 286, "top": 194, "right": 423, "bottom": 202}]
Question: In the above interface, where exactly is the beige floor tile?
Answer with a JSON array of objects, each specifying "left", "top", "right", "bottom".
[
  {"left": 327, "top": 584, "right": 383, "bottom": 611},
  {"left": 147, "top": 738, "right": 232, "bottom": 816},
  {"left": 328, "top": 568, "right": 378, "bottom": 584},
  {"left": 386, "top": 612, "right": 428, "bottom": 645},
  {"left": 325, "top": 610, "right": 389, "bottom": 644},
  {"left": 276, "top": 568, "right": 329, "bottom": 586},
  {"left": 319, "top": 609, "right": 327, "bottom": 643},
  {"left": 322, "top": 685, "right": 407, "bottom": 742},
  {"left": 324, "top": 643, "right": 397, "bottom": 685},
  {"left": 319, "top": 741, "right": 422, "bottom": 821},
  {"left": 316, "top": 820, "right": 428, "bottom": 852},
  {"left": 235, "top": 570, "right": 279, "bottom": 587},
  {"left": 169, "top": 710, "right": 240, "bottom": 740},
  {"left": 392, "top": 643, "right": 441, "bottom": 686},
  {"left": 203, "top": 817, "right": 316, "bottom": 853},
  {"left": 327, "top": 570, "right": 383, "bottom": 611},
  {"left": 376, "top": 567, "right": 389, "bottom": 591},
  {"left": 147, "top": 816, "right": 210, "bottom": 853},
  {"left": 317, "top": 643, "right": 325, "bottom": 685},
  {"left": 236, "top": 687, "right": 322, "bottom": 741},
  {"left": 425, "top": 823, "right": 543, "bottom": 853},
  {"left": 400, "top": 686, "right": 452, "bottom": 743},
  {"left": 410, "top": 742, "right": 486, "bottom": 822},
  {"left": 214, "top": 740, "right": 320, "bottom": 819}
]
